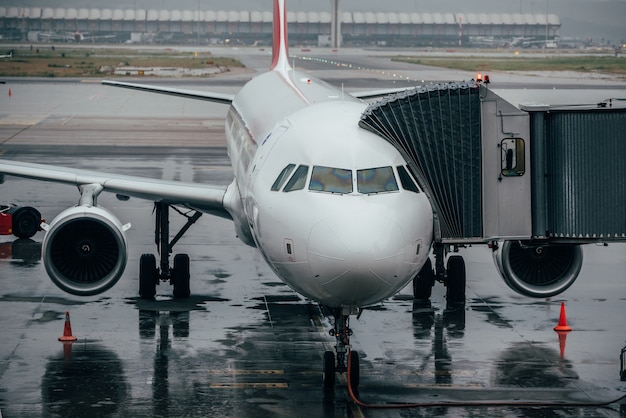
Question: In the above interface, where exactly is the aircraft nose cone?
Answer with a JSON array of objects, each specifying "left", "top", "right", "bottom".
[{"left": 307, "top": 211, "right": 407, "bottom": 306}]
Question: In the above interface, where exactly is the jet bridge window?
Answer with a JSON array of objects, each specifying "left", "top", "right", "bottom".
[
  {"left": 501, "top": 138, "right": 525, "bottom": 177},
  {"left": 396, "top": 165, "right": 420, "bottom": 193},
  {"left": 283, "top": 165, "right": 309, "bottom": 192},
  {"left": 357, "top": 166, "right": 399, "bottom": 194},
  {"left": 309, "top": 166, "right": 353, "bottom": 194},
  {"left": 271, "top": 164, "right": 296, "bottom": 191}
]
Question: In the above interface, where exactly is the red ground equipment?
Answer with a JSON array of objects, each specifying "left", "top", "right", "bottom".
[{"left": 0, "top": 205, "right": 43, "bottom": 238}]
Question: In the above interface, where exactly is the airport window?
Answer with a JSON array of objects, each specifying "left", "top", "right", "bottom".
[
  {"left": 357, "top": 166, "right": 399, "bottom": 194},
  {"left": 396, "top": 166, "right": 420, "bottom": 193},
  {"left": 271, "top": 163, "right": 296, "bottom": 191},
  {"left": 501, "top": 138, "right": 525, "bottom": 177},
  {"left": 283, "top": 165, "right": 309, "bottom": 192},
  {"left": 309, "top": 166, "right": 353, "bottom": 194}
]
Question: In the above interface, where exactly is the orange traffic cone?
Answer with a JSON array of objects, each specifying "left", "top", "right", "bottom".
[
  {"left": 59, "top": 310, "right": 78, "bottom": 341},
  {"left": 554, "top": 302, "right": 572, "bottom": 332},
  {"left": 8, "top": 88, "right": 12, "bottom": 98}
]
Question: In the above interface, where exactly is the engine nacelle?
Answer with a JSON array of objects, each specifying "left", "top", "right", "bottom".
[
  {"left": 493, "top": 241, "right": 583, "bottom": 298},
  {"left": 42, "top": 206, "right": 129, "bottom": 296}
]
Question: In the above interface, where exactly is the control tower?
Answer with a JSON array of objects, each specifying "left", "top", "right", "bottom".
[{"left": 330, "top": 0, "right": 342, "bottom": 48}]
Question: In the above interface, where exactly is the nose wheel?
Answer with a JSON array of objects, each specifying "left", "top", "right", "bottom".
[{"left": 323, "top": 308, "right": 360, "bottom": 391}]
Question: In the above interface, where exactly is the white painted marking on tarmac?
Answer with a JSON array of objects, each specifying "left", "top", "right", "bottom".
[{"left": 60, "top": 114, "right": 76, "bottom": 125}]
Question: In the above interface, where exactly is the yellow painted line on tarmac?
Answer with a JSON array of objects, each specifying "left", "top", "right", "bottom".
[
  {"left": 207, "top": 369, "right": 288, "bottom": 389},
  {"left": 209, "top": 382, "right": 288, "bottom": 389},
  {"left": 207, "top": 369, "right": 285, "bottom": 375},
  {"left": 0, "top": 114, "right": 46, "bottom": 126},
  {"left": 403, "top": 383, "right": 485, "bottom": 389},
  {"left": 398, "top": 369, "right": 480, "bottom": 378}
]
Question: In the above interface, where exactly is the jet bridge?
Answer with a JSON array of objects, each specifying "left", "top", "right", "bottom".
[{"left": 359, "top": 82, "right": 626, "bottom": 245}]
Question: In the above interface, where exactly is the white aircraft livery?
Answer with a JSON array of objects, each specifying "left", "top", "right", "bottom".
[{"left": 0, "top": 0, "right": 599, "bottom": 388}]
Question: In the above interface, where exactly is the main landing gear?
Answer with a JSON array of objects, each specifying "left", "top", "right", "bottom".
[
  {"left": 139, "top": 202, "right": 202, "bottom": 299},
  {"left": 413, "top": 243, "right": 466, "bottom": 303},
  {"left": 323, "top": 308, "right": 360, "bottom": 391}
]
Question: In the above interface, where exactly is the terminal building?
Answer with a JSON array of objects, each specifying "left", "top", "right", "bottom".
[{"left": 0, "top": 7, "right": 560, "bottom": 47}]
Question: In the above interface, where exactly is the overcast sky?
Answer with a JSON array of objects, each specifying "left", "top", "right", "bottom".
[{"left": 8, "top": 0, "right": 626, "bottom": 42}]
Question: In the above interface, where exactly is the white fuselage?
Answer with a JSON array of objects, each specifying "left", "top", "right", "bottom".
[{"left": 223, "top": 67, "right": 433, "bottom": 308}]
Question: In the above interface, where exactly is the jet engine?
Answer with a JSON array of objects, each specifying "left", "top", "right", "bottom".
[
  {"left": 493, "top": 241, "right": 583, "bottom": 298},
  {"left": 42, "top": 206, "right": 129, "bottom": 296}
]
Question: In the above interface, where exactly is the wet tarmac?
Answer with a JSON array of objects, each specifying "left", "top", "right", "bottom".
[{"left": 1, "top": 47, "right": 626, "bottom": 417}]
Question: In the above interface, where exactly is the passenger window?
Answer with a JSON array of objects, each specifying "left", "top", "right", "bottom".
[
  {"left": 271, "top": 164, "right": 296, "bottom": 191},
  {"left": 501, "top": 138, "right": 525, "bottom": 177},
  {"left": 309, "top": 166, "right": 353, "bottom": 194},
  {"left": 396, "top": 166, "right": 420, "bottom": 193},
  {"left": 357, "top": 167, "right": 399, "bottom": 194},
  {"left": 283, "top": 165, "right": 309, "bottom": 192}
]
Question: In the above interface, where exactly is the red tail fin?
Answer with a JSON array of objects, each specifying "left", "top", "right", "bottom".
[{"left": 270, "top": 0, "right": 290, "bottom": 71}]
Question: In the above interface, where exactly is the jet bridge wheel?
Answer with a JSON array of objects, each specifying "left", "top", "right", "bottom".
[
  {"left": 139, "top": 253, "right": 157, "bottom": 299},
  {"left": 413, "top": 257, "right": 435, "bottom": 300},
  {"left": 445, "top": 255, "right": 466, "bottom": 303}
]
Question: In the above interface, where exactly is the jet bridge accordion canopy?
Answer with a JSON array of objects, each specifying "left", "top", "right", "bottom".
[{"left": 359, "top": 82, "right": 482, "bottom": 240}]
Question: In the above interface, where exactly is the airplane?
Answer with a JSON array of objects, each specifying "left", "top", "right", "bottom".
[
  {"left": 0, "top": 0, "right": 592, "bottom": 389},
  {"left": 0, "top": 49, "right": 14, "bottom": 59},
  {"left": 38, "top": 31, "right": 115, "bottom": 43}
]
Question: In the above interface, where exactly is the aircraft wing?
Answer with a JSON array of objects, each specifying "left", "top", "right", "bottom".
[
  {"left": 0, "top": 159, "right": 230, "bottom": 218},
  {"left": 102, "top": 80, "right": 235, "bottom": 104}
]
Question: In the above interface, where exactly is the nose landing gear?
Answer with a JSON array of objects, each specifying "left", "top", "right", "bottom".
[{"left": 323, "top": 307, "right": 360, "bottom": 391}]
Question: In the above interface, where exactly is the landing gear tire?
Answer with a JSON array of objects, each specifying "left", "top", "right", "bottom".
[
  {"left": 172, "top": 253, "right": 190, "bottom": 298},
  {"left": 348, "top": 350, "right": 360, "bottom": 391},
  {"left": 413, "top": 257, "right": 435, "bottom": 300},
  {"left": 323, "top": 350, "right": 336, "bottom": 389},
  {"left": 139, "top": 253, "right": 157, "bottom": 299},
  {"left": 446, "top": 255, "right": 466, "bottom": 303}
]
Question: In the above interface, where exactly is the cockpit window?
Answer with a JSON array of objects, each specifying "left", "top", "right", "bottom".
[
  {"left": 397, "top": 165, "right": 420, "bottom": 193},
  {"left": 357, "top": 166, "right": 399, "bottom": 194},
  {"left": 283, "top": 165, "right": 309, "bottom": 192},
  {"left": 309, "top": 166, "right": 353, "bottom": 194},
  {"left": 271, "top": 163, "right": 296, "bottom": 191}
]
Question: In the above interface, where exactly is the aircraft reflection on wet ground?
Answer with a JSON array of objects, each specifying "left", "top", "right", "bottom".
[{"left": 24, "top": 290, "right": 624, "bottom": 417}]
